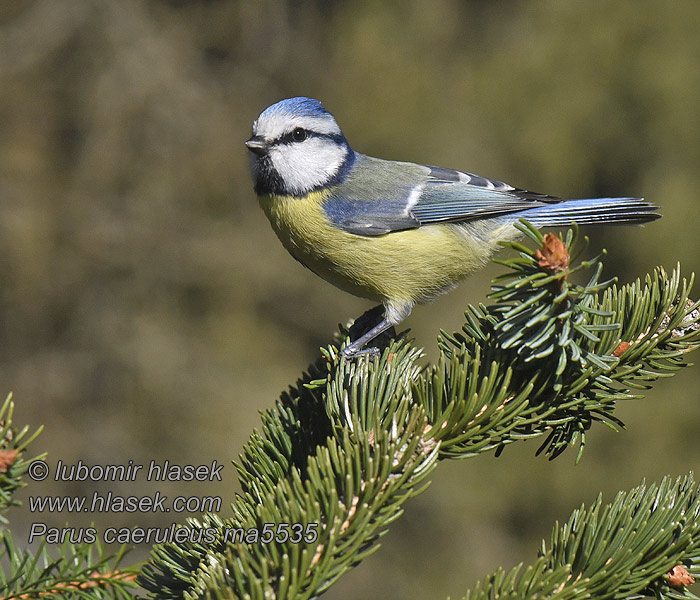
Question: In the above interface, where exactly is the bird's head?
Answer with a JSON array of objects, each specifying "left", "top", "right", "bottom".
[{"left": 246, "top": 97, "right": 354, "bottom": 197}]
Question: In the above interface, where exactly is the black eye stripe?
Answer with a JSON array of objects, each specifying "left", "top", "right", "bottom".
[
  {"left": 276, "top": 129, "right": 314, "bottom": 145},
  {"left": 274, "top": 131, "right": 346, "bottom": 146}
]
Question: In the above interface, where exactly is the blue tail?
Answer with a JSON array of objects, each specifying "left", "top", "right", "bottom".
[{"left": 517, "top": 197, "right": 660, "bottom": 227}]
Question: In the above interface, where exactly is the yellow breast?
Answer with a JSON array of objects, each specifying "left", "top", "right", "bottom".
[{"left": 259, "top": 191, "right": 507, "bottom": 305}]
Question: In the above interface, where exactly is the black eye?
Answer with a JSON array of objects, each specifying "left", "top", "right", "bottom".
[{"left": 292, "top": 128, "right": 307, "bottom": 142}]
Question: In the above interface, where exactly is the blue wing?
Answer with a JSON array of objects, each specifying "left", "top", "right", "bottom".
[
  {"left": 415, "top": 166, "right": 658, "bottom": 227},
  {"left": 324, "top": 155, "right": 657, "bottom": 236},
  {"left": 411, "top": 165, "right": 561, "bottom": 224}
]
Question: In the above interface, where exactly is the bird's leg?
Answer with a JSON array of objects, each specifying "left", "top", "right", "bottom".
[
  {"left": 341, "top": 305, "right": 397, "bottom": 358},
  {"left": 341, "top": 317, "right": 394, "bottom": 358}
]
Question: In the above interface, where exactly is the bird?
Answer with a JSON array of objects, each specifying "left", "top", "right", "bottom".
[{"left": 245, "top": 97, "right": 659, "bottom": 358}]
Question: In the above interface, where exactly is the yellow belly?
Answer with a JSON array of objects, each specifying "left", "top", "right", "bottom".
[{"left": 259, "top": 190, "right": 511, "bottom": 305}]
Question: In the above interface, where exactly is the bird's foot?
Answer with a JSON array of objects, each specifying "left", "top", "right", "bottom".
[{"left": 340, "top": 345, "right": 381, "bottom": 359}]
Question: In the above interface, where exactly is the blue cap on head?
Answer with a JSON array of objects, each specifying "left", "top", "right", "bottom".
[
  {"left": 261, "top": 97, "right": 332, "bottom": 120},
  {"left": 252, "top": 96, "right": 345, "bottom": 144}
]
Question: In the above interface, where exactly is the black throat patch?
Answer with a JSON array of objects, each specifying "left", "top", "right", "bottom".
[{"left": 252, "top": 153, "right": 286, "bottom": 196}]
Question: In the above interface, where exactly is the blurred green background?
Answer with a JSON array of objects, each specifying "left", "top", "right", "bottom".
[{"left": 1, "top": 0, "right": 699, "bottom": 597}]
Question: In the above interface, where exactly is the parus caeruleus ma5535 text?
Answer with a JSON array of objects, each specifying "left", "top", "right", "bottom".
[{"left": 246, "top": 97, "right": 659, "bottom": 357}]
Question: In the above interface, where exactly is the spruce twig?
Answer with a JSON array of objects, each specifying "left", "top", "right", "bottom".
[
  {"left": 462, "top": 474, "right": 700, "bottom": 600},
  {"left": 0, "top": 395, "right": 138, "bottom": 600},
  {"left": 0, "top": 537, "right": 137, "bottom": 600},
  {"left": 0, "top": 394, "right": 45, "bottom": 523}
]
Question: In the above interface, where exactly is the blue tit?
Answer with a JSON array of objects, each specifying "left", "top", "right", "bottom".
[{"left": 246, "top": 97, "right": 659, "bottom": 357}]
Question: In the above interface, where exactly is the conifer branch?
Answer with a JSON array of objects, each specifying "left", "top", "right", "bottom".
[
  {"left": 462, "top": 474, "right": 700, "bottom": 599},
  {"left": 0, "top": 395, "right": 138, "bottom": 600},
  {"left": 0, "top": 394, "right": 45, "bottom": 522},
  {"left": 427, "top": 223, "right": 700, "bottom": 460},
  {"left": 135, "top": 224, "right": 700, "bottom": 599},
  {"left": 140, "top": 344, "right": 439, "bottom": 599},
  {"left": 0, "top": 536, "right": 137, "bottom": 600}
]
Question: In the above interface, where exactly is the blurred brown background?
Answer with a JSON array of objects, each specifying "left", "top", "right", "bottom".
[{"left": 1, "top": 1, "right": 699, "bottom": 598}]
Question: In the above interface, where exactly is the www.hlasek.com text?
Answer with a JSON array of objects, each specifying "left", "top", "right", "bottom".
[{"left": 29, "top": 490, "right": 221, "bottom": 514}]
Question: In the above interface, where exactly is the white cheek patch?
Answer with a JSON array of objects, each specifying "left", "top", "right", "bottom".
[{"left": 270, "top": 138, "right": 348, "bottom": 195}]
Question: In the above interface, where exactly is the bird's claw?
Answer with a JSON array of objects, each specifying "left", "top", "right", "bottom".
[{"left": 340, "top": 345, "right": 381, "bottom": 360}]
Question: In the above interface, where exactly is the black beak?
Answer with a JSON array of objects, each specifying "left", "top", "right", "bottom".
[{"left": 245, "top": 136, "right": 267, "bottom": 156}]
